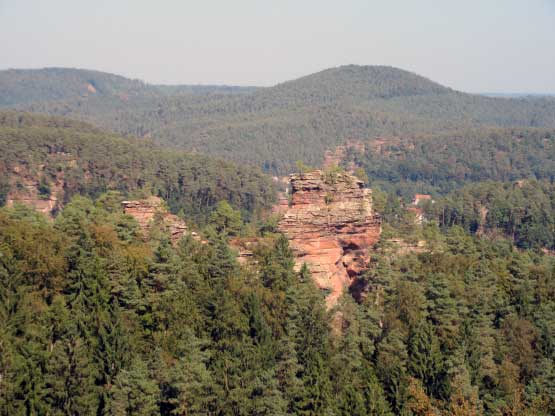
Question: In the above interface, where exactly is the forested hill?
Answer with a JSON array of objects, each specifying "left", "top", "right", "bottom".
[
  {"left": 0, "top": 111, "right": 276, "bottom": 221},
  {"left": 269, "top": 65, "right": 452, "bottom": 102},
  {"left": 346, "top": 127, "right": 555, "bottom": 198},
  {"left": 2, "top": 65, "right": 555, "bottom": 173},
  {"left": 0, "top": 67, "right": 257, "bottom": 106},
  {"left": 0, "top": 68, "right": 152, "bottom": 106}
]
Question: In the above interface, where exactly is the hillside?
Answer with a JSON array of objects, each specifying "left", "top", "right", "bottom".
[
  {"left": 0, "top": 67, "right": 257, "bottom": 106},
  {"left": 3, "top": 86, "right": 555, "bottom": 416},
  {"left": 340, "top": 127, "right": 555, "bottom": 197},
  {"left": 0, "top": 68, "right": 152, "bottom": 106},
  {"left": 269, "top": 65, "right": 452, "bottom": 102},
  {"left": 0, "top": 111, "right": 276, "bottom": 221},
  {"left": 3, "top": 148, "right": 555, "bottom": 415},
  {"left": 2, "top": 65, "right": 555, "bottom": 173}
]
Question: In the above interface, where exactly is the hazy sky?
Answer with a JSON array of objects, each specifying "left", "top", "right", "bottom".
[{"left": 1, "top": 0, "right": 554, "bottom": 93}]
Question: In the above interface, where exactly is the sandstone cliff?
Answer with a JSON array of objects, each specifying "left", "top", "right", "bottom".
[
  {"left": 322, "top": 140, "right": 366, "bottom": 170},
  {"left": 5, "top": 151, "right": 77, "bottom": 216},
  {"left": 278, "top": 170, "right": 381, "bottom": 307},
  {"left": 122, "top": 196, "right": 193, "bottom": 245}
]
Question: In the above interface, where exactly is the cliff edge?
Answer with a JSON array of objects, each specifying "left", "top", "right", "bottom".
[{"left": 278, "top": 170, "right": 381, "bottom": 307}]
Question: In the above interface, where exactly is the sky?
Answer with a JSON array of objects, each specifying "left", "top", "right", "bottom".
[{"left": 1, "top": 0, "right": 554, "bottom": 93}]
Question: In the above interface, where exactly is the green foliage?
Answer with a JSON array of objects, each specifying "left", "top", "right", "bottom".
[
  {"left": 353, "top": 128, "right": 555, "bottom": 198},
  {"left": 0, "top": 67, "right": 255, "bottom": 107},
  {"left": 3, "top": 66, "right": 555, "bottom": 174},
  {"left": 3, "top": 63, "right": 555, "bottom": 414},
  {"left": 427, "top": 180, "right": 555, "bottom": 249},
  {"left": 37, "top": 177, "right": 51, "bottom": 199},
  {"left": 1, "top": 188, "right": 555, "bottom": 415},
  {"left": 295, "top": 160, "right": 313, "bottom": 176},
  {"left": 208, "top": 200, "right": 243, "bottom": 236},
  {"left": 0, "top": 111, "right": 277, "bottom": 223},
  {"left": 322, "top": 164, "right": 341, "bottom": 182},
  {"left": 354, "top": 167, "right": 369, "bottom": 185}
]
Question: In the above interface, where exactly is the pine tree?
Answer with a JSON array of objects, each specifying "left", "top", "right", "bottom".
[
  {"left": 408, "top": 320, "right": 445, "bottom": 398},
  {"left": 376, "top": 328, "right": 409, "bottom": 413},
  {"left": 289, "top": 276, "right": 334, "bottom": 415},
  {"left": 107, "top": 358, "right": 160, "bottom": 416}
]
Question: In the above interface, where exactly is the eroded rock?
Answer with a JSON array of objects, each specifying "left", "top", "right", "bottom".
[
  {"left": 278, "top": 170, "right": 381, "bottom": 307},
  {"left": 122, "top": 196, "right": 191, "bottom": 245},
  {"left": 5, "top": 152, "right": 75, "bottom": 217}
]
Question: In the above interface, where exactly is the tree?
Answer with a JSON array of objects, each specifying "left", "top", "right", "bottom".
[
  {"left": 107, "top": 359, "right": 160, "bottom": 416},
  {"left": 403, "top": 377, "right": 437, "bottom": 416},
  {"left": 408, "top": 320, "right": 446, "bottom": 398},
  {"left": 208, "top": 201, "right": 243, "bottom": 236}
]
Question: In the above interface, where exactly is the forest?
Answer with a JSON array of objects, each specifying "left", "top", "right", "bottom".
[
  {"left": 348, "top": 127, "right": 555, "bottom": 198},
  {"left": 2, "top": 66, "right": 555, "bottom": 173},
  {"left": 2, "top": 64, "right": 555, "bottom": 415},
  {"left": 425, "top": 180, "right": 555, "bottom": 250},
  {"left": 2, "top": 188, "right": 555, "bottom": 415},
  {"left": 0, "top": 111, "right": 276, "bottom": 223}
]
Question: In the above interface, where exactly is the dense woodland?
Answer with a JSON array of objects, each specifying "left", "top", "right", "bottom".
[
  {"left": 0, "top": 68, "right": 255, "bottom": 107},
  {"left": 0, "top": 112, "right": 276, "bottom": 223},
  {"left": 348, "top": 127, "right": 555, "bottom": 198},
  {"left": 2, "top": 191, "right": 555, "bottom": 415},
  {"left": 2, "top": 66, "right": 555, "bottom": 415},
  {"left": 2, "top": 66, "right": 555, "bottom": 173},
  {"left": 426, "top": 181, "right": 555, "bottom": 250}
]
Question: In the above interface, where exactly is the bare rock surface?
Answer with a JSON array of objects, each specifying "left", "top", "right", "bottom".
[
  {"left": 122, "top": 196, "right": 191, "bottom": 245},
  {"left": 278, "top": 170, "right": 381, "bottom": 307},
  {"left": 5, "top": 152, "right": 76, "bottom": 217}
]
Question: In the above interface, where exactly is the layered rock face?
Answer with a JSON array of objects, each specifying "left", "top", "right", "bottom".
[
  {"left": 229, "top": 237, "right": 267, "bottom": 265},
  {"left": 322, "top": 140, "right": 365, "bottom": 170},
  {"left": 5, "top": 153, "right": 75, "bottom": 217},
  {"left": 5, "top": 171, "right": 61, "bottom": 216},
  {"left": 278, "top": 170, "right": 381, "bottom": 307},
  {"left": 122, "top": 196, "right": 191, "bottom": 245}
]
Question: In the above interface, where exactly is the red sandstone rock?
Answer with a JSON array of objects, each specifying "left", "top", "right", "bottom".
[
  {"left": 229, "top": 237, "right": 267, "bottom": 265},
  {"left": 122, "top": 196, "right": 190, "bottom": 245},
  {"left": 323, "top": 147, "right": 347, "bottom": 169},
  {"left": 271, "top": 193, "right": 290, "bottom": 215},
  {"left": 322, "top": 140, "right": 366, "bottom": 171},
  {"left": 278, "top": 170, "right": 381, "bottom": 307},
  {"left": 6, "top": 161, "right": 69, "bottom": 217}
]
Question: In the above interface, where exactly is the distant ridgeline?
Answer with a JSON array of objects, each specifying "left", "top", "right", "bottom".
[
  {"left": 0, "top": 111, "right": 276, "bottom": 222},
  {"left": 1, "top": 65, "right": 555, "bottom": 174}
]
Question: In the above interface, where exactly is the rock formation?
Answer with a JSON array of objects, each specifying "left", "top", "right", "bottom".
[
  {"left": 278, "top": 170, "right": 381, "bottom": 307},
  {"left": 270, "top": 176, "right": 291, "bottom": 215},
  {"left": 229, "top": 237, "right": 265, "bottom": 265},
  {"left": 323, "top": 140, "right": 366, "bottom": 172},
  {"left": 5, "top": 152, "right": 76, "bottom": 217},
  {"left": 5, "top": 171, "right": 61, "bottom": 216},
  {"left": 386, "top": 238, "right": 427, "bottom": 256},
  {"left": 122, "top": 196, "right": 192, "bottom": 245}
]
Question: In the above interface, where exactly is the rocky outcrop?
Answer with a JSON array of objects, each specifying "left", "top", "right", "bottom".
[
  {"left": 270, "top": 176, "right": 291, "bottom": 215},
  {"left": 122, "top": 196, "right": 193, "bottom": 245},
  {"left": 229, "top": 237, "right": 266, "bottom": 265},
  {"left": 323, "top": 146, "right": 347, "bottom": 169},
  {"left": 386, "top": 238, "right": 427, "bottom": 256},
  {"left": 271, "top": 194, "right": 290, "bottom": 215},
  {"left": 5, "top": 173, "right": 61, "bottom": 216},
  {"left": 278, "top": 170, "right": 381, "bottom": 307},
  {"left": 323, "top": 140, "right": 366, "bottom": 172},
  {"left": 5, "top": 152, "right": 76, "bottom": 217}
]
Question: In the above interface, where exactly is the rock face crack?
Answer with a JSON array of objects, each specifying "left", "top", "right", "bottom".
[{"left": 278, "top": 170, "right": 381, "bottom": 307}]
